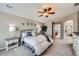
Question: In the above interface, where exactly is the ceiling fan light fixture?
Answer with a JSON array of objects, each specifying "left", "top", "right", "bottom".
[
  {"left": 38, "top": 5, "right": 55, "bottom": 17},
  {"left": 43, "top": 13, "right": 48, "bottom": 16}
]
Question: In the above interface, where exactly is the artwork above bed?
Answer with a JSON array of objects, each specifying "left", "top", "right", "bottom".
[
  {"left": 21, "top": 29, "right": 34, "bottom": 33},
  {"left": 21, "top": 20, "right": 36, "bottom": 26}
]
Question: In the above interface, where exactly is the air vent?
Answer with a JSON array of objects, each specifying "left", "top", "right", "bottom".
[{"left": 6, "top": 4, "right": 13, "bottom": 9}]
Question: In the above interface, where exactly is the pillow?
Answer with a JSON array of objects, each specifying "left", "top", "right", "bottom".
[
  {"left": 22, "top": 31, "right": 32, "bottom": 38},
  {"left": 26, "top": 32, "right": 32, "bottom": 36},
  {"left": 22, "top": 32, "right": 27, "bottom": 38},
  {"left": 32, "top": 31, "right": 37, "bottom": 37}
]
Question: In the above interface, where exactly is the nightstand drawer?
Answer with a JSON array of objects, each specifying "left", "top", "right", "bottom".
[
  {"left": 8, "top": 39, "right": 18, "bottom": 45},
  {"left": 5, "top": 37, "right": 19, "bottom": 51}
]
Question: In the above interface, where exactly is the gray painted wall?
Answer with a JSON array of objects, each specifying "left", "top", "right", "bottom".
[
  {"left": 0, "top": 11, "right": 40, "bottom": 48},
  {"left": 44, "top": 12, "right": 78, "bottom": 39},
  {"left": 44, "top": 22, "right": 52, "bottom": 37},
  {"left": 60, "top": 12, "right": 77, "bottom": 39}
]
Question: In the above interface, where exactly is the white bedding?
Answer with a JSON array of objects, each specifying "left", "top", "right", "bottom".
[{"left": 22, "top": 35, "right": 53, "bottom": 55}]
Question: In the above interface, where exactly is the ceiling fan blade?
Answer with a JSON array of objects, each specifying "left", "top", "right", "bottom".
[
  {"left": 48, "top": 7, "right": 52, "bottom": 11},
  {"left": 48, "top": 12, "right": 55, "bottom": 14},
  {"left": 38, "top": 11, "right": 44, "bottom": 13},
  {"left": 39, "top": 14, "right": 43, "bottom": 17},
  {"left": 45, "top": 15, "right": 48, "bottom": 17},
  {"left": 38, "top": 8, "right": 47, "bottom": 13},
  {"left": 44, "top": 9, "right": 47, "bottom": 12}
]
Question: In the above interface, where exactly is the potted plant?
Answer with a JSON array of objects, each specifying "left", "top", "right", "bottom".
[{"left": 42, "top": 25, "right": 47, "bottom": 32}]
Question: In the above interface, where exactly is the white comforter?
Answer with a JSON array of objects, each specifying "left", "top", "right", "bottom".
[{"left": 23, "top": 34, "right": 53, "bottom": 55}]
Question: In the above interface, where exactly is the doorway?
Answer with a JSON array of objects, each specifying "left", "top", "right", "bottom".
[
  {"left": 64, "top": 20, "right": 73, "bottom": 39},
  {"left": 53, "top": 24, "right": 61, "bottom": 39}
]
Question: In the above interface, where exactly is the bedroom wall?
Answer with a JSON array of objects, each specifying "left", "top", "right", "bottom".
[
  {"left": 0, "top": 11, "right": 40, "bottom": 48},
  {"left": 44, "top": 22, "right": 52, "bottom": 37},
  {"left": 57, "top": 12, "right": 77, "bottom": 39},
  {"left": 44, "top": 12, "right": 78, "bottom": 39}
]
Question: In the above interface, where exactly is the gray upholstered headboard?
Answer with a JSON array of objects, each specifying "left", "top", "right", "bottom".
[
  {"left": 20, "top": 29, "right": 34, "bottom": 37},
  {"left": 21, "top": 29, "right": 34, "bottom": 33},
  {"left": 19, "top": 29, "right": 34, "bottom": 44}
]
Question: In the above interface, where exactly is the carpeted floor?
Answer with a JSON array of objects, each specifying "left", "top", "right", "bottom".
[
  {"left": 0, "top": 39, "right": 74, "bottom": 56},
  {"left": 43, "top": 39, "right": 73, "bottom": 56}
]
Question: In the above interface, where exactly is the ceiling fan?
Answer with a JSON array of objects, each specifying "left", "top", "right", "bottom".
[{"left": 38, "top": 6, "right": 55, "bottom": 17}]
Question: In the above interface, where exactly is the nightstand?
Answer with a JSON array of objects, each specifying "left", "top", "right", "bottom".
[{"left": 5, "top": 37, "right": 19, "bottom": 51}]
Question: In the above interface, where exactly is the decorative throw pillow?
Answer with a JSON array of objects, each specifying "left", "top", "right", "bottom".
[
  {"left": 26, "top": 32, "right": 32, "bottom": 36},
  {"left": 22, "top": 32, "right": 27, "bottom": 38}
]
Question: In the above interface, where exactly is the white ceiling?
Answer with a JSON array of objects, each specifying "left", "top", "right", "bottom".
[{"left": 0, "top": 3, "right": 79, "bottom": 23}]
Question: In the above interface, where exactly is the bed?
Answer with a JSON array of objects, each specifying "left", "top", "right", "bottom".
[{"left": 20, "top": 29, "right": 53, "bottom": 56}]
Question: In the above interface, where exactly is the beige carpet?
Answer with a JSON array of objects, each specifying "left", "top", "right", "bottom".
[
  {"left": 43, "top": 39, "right": 74, "bottom": 56},
  {"left": 0, "top": 39, "right": 74, "bottom": 56}
]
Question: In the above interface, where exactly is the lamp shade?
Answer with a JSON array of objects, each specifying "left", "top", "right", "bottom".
[
  {"left": 8, "top": 24, "right": 16, "bottom": 32},
  {"left": 36, "top": 24, "right": 42, "bottom": 33}
]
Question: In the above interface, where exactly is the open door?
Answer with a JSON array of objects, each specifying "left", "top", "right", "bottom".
[
  {"left": 64, "top": 20, "right": 73, "bottom": 39},
  {"left": 53, "top": 24, "right": 61, "bottom": 39}
]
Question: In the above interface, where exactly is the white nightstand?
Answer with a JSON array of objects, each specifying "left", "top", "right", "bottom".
[{"left": 5, "top": 37, "right": 19, "bottom": 51}]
